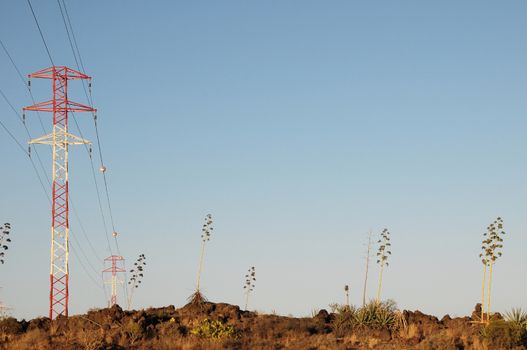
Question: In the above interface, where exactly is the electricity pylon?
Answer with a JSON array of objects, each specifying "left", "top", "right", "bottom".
[
  {"left": 23, "top": 66, "right": 96, "bottom": 319},
  {"left": 103, "top": 255, "right": 125, "bottom": 307}
]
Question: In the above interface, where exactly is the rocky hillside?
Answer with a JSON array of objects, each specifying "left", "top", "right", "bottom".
[{"left": 0, "top": 302, "right": 525, "bottom": 349}]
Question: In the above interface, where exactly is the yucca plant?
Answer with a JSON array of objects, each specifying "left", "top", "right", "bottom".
[
  {"left": 0, "top": 223, "right": 12, "bottom": 264},
  {"left": 376, "top": 228, "right": 391, "bottom": 302},
  {"left": 127, "top": 254, "right": 146, "bottom": 309},
  {"left": 479, "top": 217, "right": 505, "bottom": 323},
  {"left": 192, "top": 214, "right": 213, "bottom": 304},
  {"left": 243, "top": 266, "right": 256, "bottom": 310}
]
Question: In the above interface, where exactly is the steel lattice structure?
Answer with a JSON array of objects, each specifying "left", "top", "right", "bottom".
[
  {"left": 24, "top": 66, "right": 96, "bottom": 319},
  {"left": 103, "top": 255, "right": 125, "bottom": 307}
]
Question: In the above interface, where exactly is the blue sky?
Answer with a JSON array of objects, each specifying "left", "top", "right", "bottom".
[{"left": 0, "top": 0, "right": 526, "bottom": 320}]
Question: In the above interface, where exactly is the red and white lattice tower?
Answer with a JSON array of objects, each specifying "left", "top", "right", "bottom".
[
  {"left": 103, "top": 255, "right": 125, "bottom": 307},
  {"left": 23, "top": 66, "right": 96, "bottom": 319}
]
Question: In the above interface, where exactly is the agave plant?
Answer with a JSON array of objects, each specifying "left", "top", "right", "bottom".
[
  {"left": 376, "top": 228, "right": 391, "bottom": 302},
  {"left": 504, "top": 308, "right": 527, "bottom": 329},
  {"left": 479, "top": 217, "right": 505, "bottom": 323},
  {"left": 127, "top": 254, "right": 146, "bottom": 309},
  {"left": 243, "top": 266, "right": 256, "bottom": 310},
  {"left": 352, "top": 300, "right": 402, "bottom": 330},
  {"left": 0, "top": 223, "right": 12, "bottom": 265}
]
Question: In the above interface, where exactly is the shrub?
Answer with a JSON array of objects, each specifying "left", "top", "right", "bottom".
[
  {"left": 190, "top": 318, "right": 240, "bottom": 340},
  {"left": 480, "top": 319, "right": 526, "bottom": 349},
  {"left": 122, "top": 319, "right": 143, "bottom": 345},
  {"left": 0, "top": 317, "right": 23, "bottom": 334}
]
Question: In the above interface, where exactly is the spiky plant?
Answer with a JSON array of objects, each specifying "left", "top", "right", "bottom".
[
  {"left": 504, "top": 308, "right": 527, "bottom": 329},
  {"left": 193, "top": 214, "right": 213, "bottom": 304},
  {"left": 479, "top": 217, "right": 505, "bottom": 323},
  {"left": 243, "top": 266, "right": 256, "bottom": 310},
  {"left": 0, "top": 223, "right": 12, "bottom": 265},
  {"left": 362, "top": 229, "right": 373, "bottom": 307},
  {"left": 127, "top": 254, "right": 146, "bottom": 309},
  {"left": 376, "top": 228, "right": 391, "bottom": 302}
]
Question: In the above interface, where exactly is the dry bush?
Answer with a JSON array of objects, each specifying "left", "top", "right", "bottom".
[
  {"left": 77, "top": 327, "right": 103, "bottom": 350},
  {"left": 480, "top": 320, "right": 526, "bottom": 349},
  {"left": 8, "top": 328, "right": 49, "bottom": 350},
  {"left": 0, "top": 317, "right": 23, "bottom": 335},
  {"left": 122, "top": 319, "right": 143, "bottom": 345}
]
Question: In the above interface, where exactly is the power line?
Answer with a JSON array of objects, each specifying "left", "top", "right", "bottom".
[
  {"left": 27, "top": 0, "right": 116, "bottom": 260},
  {"left": 52, "top": 0, "right": 127, "bottom": 305},
  {"left": 0, "top": 115, "right": 50, "bottom": 203},
  {"left": 0, "top": 119, "right": 101, "bottom": 289},
  {"left": 26, "top": 0, "right": 55, "bottom": 66},
  {"left": 57, "top": 2, "right": 127, "bottom": 306},
  {"left": 61, "top": 0, "right": 87, "bottom": 74},
  {"left": 56, "top": 0, "right": 81, "bottom": 72},
  {"left": 55, "top": 0, "right": 116, "bottom": 257},
  {"left": 1, "top": 40, "right": 110, "bottom": 269},
  {"left": 0, "top": 87, "right": 50, "bottom": 190},
  {"left": 0, "top": 88, "right": 105, "bottom": 292},
  {"left": 57, "top": 0, "right": 118, "bottom": 237},
  {"left": 0, "top": 37, "right": 47, "bottom": 134}
]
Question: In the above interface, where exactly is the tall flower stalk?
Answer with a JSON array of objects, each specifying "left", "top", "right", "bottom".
[
  {"left": 243, "top": 266, "right": 256, "bottom": 310},
  {"left": 196, "top": 214, "right": 213, "bottom": 292},
  {"left": 0, "top": 223, "right": 12, "bottom": 265},
  {"left": 479, "top": 217, "right": 505, "bottom": 323},
  {"left": 127, "top": 254, "right": 146, "bottom": 309},
  {"left": 362, "top": 229, "right": 373, "bottom": 306},
  {"left": 376, "top": 228, "right": 391, "bottom": 302}
]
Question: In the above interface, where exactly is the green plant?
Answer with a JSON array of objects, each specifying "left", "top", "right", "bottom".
[
  {"left": 376, "top": 228, "right": 391, "bottom": 302},
  {"left": 504, "top": 308, "right": 527, "bottom": 329},
  {"left": 190, "top": 318, "right": 239, "bottom": 340},
  {"left": 243, "top": 266, "right": 256, "bottom": 310},
  {"left": 330, "top": 300, "right": 404, "bottom": 334},
  {"left": 354, "top": 300, "right": 401, "bottom": 330},
  {"left": 479, "top": 217, "right": 505, "bottom": 323}
]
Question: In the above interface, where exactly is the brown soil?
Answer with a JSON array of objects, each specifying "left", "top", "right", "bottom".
[{"left": 0, "top": 302, "right": 525, "bottom": 349}]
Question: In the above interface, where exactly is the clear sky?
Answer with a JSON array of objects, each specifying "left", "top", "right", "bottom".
[{"left": 0, "top": 1, "right": 526, "bottom": 320}]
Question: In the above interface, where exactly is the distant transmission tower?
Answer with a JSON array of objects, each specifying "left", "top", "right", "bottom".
[
  {"left": 23, "top": 66, "right": 96, "bottom": 319},
  {"left": 103, "top": 255, "right": 125, "bottom": 307}
]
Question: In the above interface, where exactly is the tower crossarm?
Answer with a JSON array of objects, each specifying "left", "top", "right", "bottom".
[
  {"left": 23, "top": 99, "right": 96, "bottom": 113},
  {"left": 29, "top": 131, "right": 90, "bottom": 146},
  {"left": 28, "top": 66, "right": 92, "bottom": 80}
]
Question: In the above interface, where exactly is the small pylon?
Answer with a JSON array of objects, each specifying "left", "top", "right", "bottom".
[{"left": 103, "top": 255, "right": 125, "bottom": 307}]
